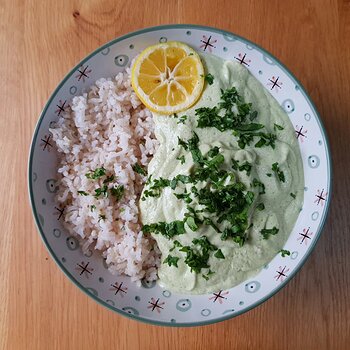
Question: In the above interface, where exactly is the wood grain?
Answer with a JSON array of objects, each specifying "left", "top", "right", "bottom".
[{"left": 0, "top": 0, "right": 349, "bottom": 349}]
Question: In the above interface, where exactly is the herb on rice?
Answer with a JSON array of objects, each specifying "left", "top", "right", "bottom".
[
  {"left": 132, "top": 163, "right": 147, "bottom": 176},
  {"left": 78, "top": 190, "right": 89, "bottom": 196},
  {"left": 110, "top": 185, "right": 124, "bottom": 200},
  {"left": 86, "top": 167, "right": 106, "bottom": 180},
  {"left": 103, "top": 174, "right": 115, "bottom": 184},
  {"left": 94, "top": 185, "right": 108, "bottom": 198},
  {"left": 90, "top": 204, "right": 96, "bottom": 212}
]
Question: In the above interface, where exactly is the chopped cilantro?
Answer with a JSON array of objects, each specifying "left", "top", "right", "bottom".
[
  {"left": 214, "top": 249, "right": 225, "bottom": 259},
  {"left": 261, "top": 226, "right": 279, "bottom": 239},
  {"left": 256, "top": 203, "right": 265, "bottom": 211},
  {"left": 195, "top": 87, "right": 277, "bottom": 149},
  {"left": 274, "top": 123, "right": 284, "bottom": 131},
  {"left": 163, "top": 255, "right": 180, "bottom": 267},
  {"left": 280, "top": 249, "right": 291, "bottom": 257},
  {"left": 207, "top": 146, "right": 220, "bottom": 158},
  {"left": 290, "top": 192, "right": 296, "bottom": 199},
  {"left": 176, "top": 155, "right": 186, "bottom": 164},
  {"left": 169, "top": 240, "right": 182, "bottom": 252},
  {"left": 132, "top": 163, "right": 147, "bottom": 176},
  {"left": 252, "top": 178, "right": 265, "bottom": 194},
  {"left": 86, "top": 167, "right": 106, "bottom": 180},
  {"left": 202, "top": 269, "right": 215, "bottom": 280},
  {"left": 94, "top": 185, "right": 108, "bottom": 198},
  {"left": 103, "top": 174, "right": 115, "bottom": 184},
  {"left": 78, "top": 190, "right": 88, "bottom": 196},
  {"left": 143, "top": 177, "right": 171, "bottom": 198},
  {"left": 272, "top": 162, "right": 285, "bottom": 182},
  {"left": 266, "top": 173, "right": 272, "bottom": 177},
  {"left": 232, "top": 159, "right": 252, "bottom": 175},
  {"left": 110, "top": 185, "right": 124, "bottom": 200},
  {"left": 186, "top": 216, "right": 198, "bottom": 231},
  {"left": 204, "top": 73, "right": 214, "bottom": 85},
  {"left": 90, "top": 204, "right": 96, "bottom": 212},
  {"left": 177, "top": 115, "right": 188, "bottom": 124},
  {"left": 142, "top": 220, "right": 185, "bottom": 239},
  {"left": 178, "top": 137, "right": 188, "bottom": 150}
]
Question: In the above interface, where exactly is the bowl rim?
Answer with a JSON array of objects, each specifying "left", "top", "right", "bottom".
[{"left": 28, "top": 23, "right": 333, "bottom": 327}]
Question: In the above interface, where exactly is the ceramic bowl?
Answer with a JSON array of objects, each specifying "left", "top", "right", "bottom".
[{"left": 28, "top": 25, "right": 332, "bottom": 326}]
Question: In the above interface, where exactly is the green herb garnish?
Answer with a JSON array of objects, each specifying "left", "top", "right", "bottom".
[
  {"left": 261, "top": 226, "right": 279, "bottom": 239},
  {"left": 176, "top": 155, "right": 186, "bottom": 164},
  {"left": 274, "top": 123, "right": 284, "bottom": 131},
  {"left": 177, "top": 115, "right": 188, "bottom": 124},
  {"left": 280, "top": 249, "right": 291, "bottom": 257},
  {"left": 232, "top": 159, "right": 252, "bottom": 176},
  {"left": 78, "top": 190, "right": 88, "bottom": 196},
  {"left": 110, "top": 185, "right": 124, "bottom": 200},
  {"left": 103, "top": 174, "right": 115, "bottom": 184},
  {"left": 186, "top": 216, "right": 198, "bottom": 231},
  {"left": 272, "top": 162, "right": 285, "bottom": 182},
  {"left": 163, "top": 255, "right": 180, "bottom": 267},
  {"left": 290, "top": 192, "right": 296, "bottom": 199},
  {"left": 214, "top": 249, "right": 225, "bottom": 259},
  {"left": 86, "top": 167, "right": 106, "bottom": 180},
  {"left": 195, "top": 87, "right": 277, "bottom": 149},
  {"left": 202, "top": 269, "right": 215, "bottom": 280},
  {"left": 178, "top": 137, "right": 188, "bottom": 150},
  {"left": 90, "top": 204, "right": 96, "bottom": 212},
  {"left": 142, "top": 220, "right": 186, "bottom": 239},
  {"left": 132, "top": 163, "right": 147, "bottom": 176},
  {"left": 204, "top": 73, "right": 214, "bottom": 85},
  {"left": 256, "top": 203, "right": 265, "bottom": 211},
  {"left": 252, "top": 178, "right": 265, "bottom": 194},
  {"left": 94, "top": 185, "right": 108, "bottom": 198}
]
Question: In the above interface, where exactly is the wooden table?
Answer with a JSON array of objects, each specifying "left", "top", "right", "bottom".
[{"left": 1, "top": 0, "right": 349, "bottom": 349}]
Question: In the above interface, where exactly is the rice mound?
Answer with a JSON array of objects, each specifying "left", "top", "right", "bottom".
[{"left": 50, "top": 68, "right": 160, "bottom": 282}]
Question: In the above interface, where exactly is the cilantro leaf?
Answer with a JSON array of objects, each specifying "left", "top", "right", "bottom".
[
  {"left": 261, "top": 226, "right": 279, "bottom": 239},
  {"left": 78, "top": 190, "right": 88, "bottom": 196},
  {"left": 163, "top": 255, "right": 180, "bottom": 267},
  {"left": 142, "top": 220, "right": 186, "bottom": 239},
  {"left": 110, "top": 185, "right": 124, "bottom": 200},
  {"left": 280, "top": 249, "right": 291, "bottom": 257},
  {"left": 132, "top": 163, "right": 147, "bottom": 176},
  {"left": 214, "top": 249, "right": 225, "bottom": 259},
  {"left": 272, "top": 162, "right": 285, "bottom": 182},
  {"left": 204, "top": 73, "right": 214, "bottom": 85},
  {"left": 86, "top": 167, "right": 106, "bottom": 180}
]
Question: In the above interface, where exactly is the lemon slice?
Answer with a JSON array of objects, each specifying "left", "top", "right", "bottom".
[{"left": 131, "top": 42, "right": 204, "bottom": 114}]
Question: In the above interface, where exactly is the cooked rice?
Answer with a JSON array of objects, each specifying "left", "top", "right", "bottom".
[{"left": 50, "top": 68, "right": 160, "bottom": 282}]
